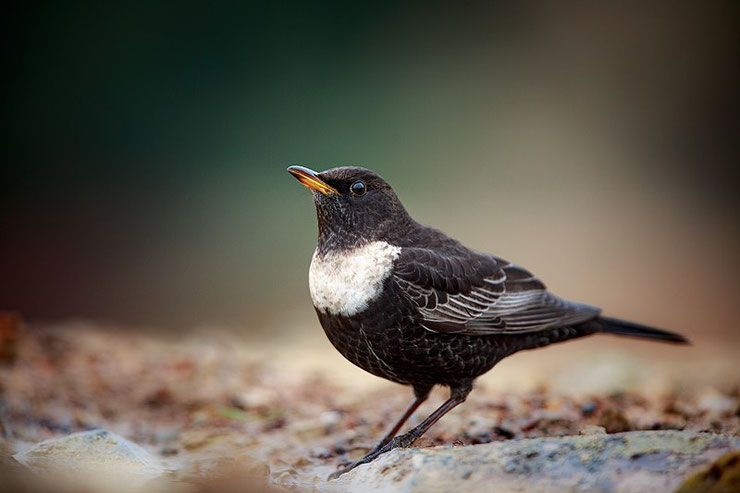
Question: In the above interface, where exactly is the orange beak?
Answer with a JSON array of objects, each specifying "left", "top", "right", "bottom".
[{"left": 287, "top": 165, "right": 339, "bottom": 196}]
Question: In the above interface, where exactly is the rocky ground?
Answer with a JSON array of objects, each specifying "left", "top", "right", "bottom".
[{"left": 0, "top": 314, "right": 738, "bottom": 492}]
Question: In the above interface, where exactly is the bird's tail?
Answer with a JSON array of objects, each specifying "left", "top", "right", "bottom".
[{"left": 597, "top": 316, "right": 689, "bottom": 344}]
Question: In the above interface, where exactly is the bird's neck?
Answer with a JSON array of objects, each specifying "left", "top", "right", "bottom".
[{"left": 316, "top": 215, "right": 417, "bottom": 256}]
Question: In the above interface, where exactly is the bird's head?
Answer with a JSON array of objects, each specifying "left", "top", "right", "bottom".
[{"left": 288, "top": 165, "right": 412, "bottom": 251}]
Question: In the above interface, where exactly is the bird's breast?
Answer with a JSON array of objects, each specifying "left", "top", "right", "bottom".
[{"left": 309, "top": 241, "right": 402, "bottom": 317}]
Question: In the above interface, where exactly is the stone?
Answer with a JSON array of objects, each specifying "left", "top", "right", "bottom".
[
  {"left": 321, "top": 431, "right": 740, "bottom": 493},
  {"left": 579, "top": 425, "right": 607, "bottom": 435},
  {"left": 13, "top": 429, "right": 166, "bottom": 491},
  {"left": 676, "top": 450, "right": 740, "bottom": 493},
  {"left": 597, "top": 407, "right": 631, "bottom": 433}
]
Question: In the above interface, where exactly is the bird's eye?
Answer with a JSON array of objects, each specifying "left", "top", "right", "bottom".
[{"left": 350, "top": 180, "right": 366, "bottom": 196}]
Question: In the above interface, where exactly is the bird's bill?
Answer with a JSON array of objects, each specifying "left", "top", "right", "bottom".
[{"left": 287, "top": 165, "right": 339, "bottom": 196}]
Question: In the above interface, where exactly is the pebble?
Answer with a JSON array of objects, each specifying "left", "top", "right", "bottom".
[
  {"left": 579, "top": 425, "right": 607, "bottom": 436},
  {"left": 696, "top": 389, "right": 737, "bottom": 416}
]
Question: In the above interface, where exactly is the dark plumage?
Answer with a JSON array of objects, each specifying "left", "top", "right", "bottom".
[{"left": 287, "top": 165, "right": 688, "bottom": 479}]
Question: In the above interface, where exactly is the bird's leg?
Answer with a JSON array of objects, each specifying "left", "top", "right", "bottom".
[
  {"left": 329, "top": 384, "right": 470, "bottom": 480},
  {"left": 339, "top": 385, "right": 431, "bottom": 468}
]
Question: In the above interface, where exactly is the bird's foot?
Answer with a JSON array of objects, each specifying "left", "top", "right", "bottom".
[
  {"left": 335, "top": 443, "right": 383, "bottom": 469},
  {"left": 328, "top": 433, "right": 417, "bottom": 480}
]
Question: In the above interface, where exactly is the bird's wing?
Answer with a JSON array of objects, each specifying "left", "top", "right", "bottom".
[{"left": 392, "top": 247, "right": 600, "bottom": 335}]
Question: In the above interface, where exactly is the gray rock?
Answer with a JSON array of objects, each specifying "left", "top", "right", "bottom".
[
  {"left": 324, "top": 431, "right": 740, "bottom": 493},
  {"left": 13, "top": 429, "right": 167, "bottom": 490}
]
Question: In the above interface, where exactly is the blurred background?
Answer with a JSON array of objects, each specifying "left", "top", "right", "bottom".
[{"left": 2, "top": 1, "right": 738, "bottom": 350}]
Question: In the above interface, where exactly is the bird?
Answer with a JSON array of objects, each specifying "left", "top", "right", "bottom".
[{"left": 287, "top": 165, "right": 688, "bottom": 479}]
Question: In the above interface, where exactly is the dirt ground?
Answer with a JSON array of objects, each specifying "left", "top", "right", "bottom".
[{"left": 0, "top": 313, "right": 738, "bottom": 490}]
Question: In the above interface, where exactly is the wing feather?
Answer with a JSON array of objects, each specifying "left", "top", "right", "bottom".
[{"left": 393, "top": 247, "right": 599, "bottom": 335}]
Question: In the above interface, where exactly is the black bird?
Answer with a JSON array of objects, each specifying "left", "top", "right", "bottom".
[{"left": 287, "top": 165, "right": 688, "bottom": 479}]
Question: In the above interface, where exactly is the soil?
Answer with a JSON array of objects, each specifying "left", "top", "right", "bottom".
[{"left": 0, "top": 315, "right": 738, "bottom": 491}]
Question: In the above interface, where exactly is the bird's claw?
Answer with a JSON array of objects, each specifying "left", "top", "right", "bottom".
[
  {"left": 335, "top": 443, "right": 380, "bottom": 468},
  {"left": 328, "top": 434, "right": 415, "bottom": 480},
  {"left": 328, "top": 461, "right": 362, "bottom": 480}
]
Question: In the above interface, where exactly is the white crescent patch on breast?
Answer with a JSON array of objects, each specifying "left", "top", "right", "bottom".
[{"left": 309, "top": 241, "right": 402, "bottom": 316}]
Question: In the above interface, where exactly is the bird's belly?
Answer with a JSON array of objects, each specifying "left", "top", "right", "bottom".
[
  {"left": 317, "top": 312, "right": 413, "bottom": 385},
  {"left": 308, "top": 241, "right": 401, "bottom": 317},
  {"left": 316, "top": 306, "right": 512, "bottom": 387}
]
